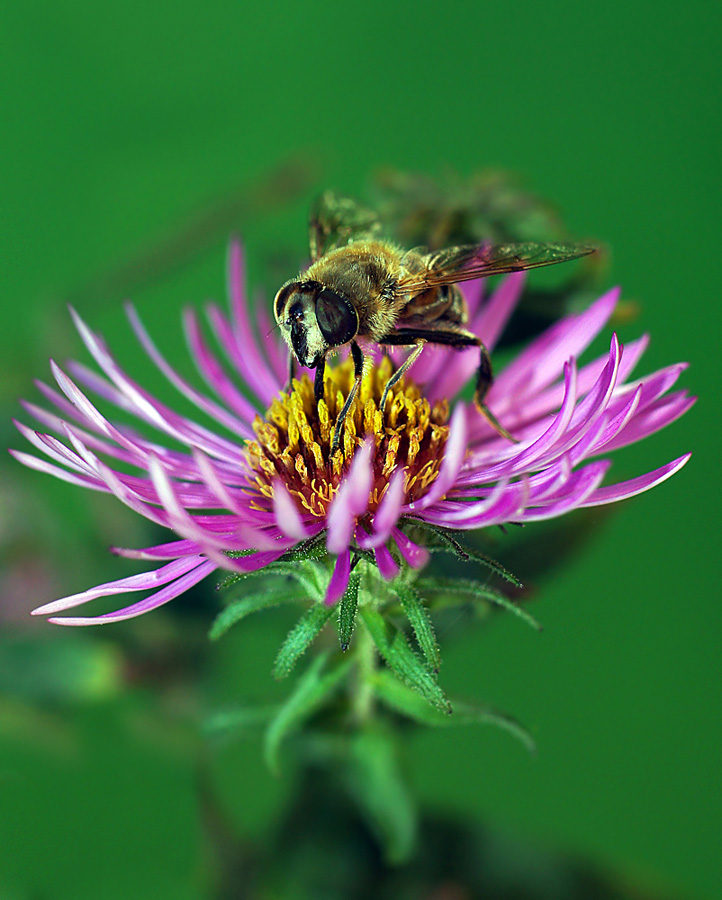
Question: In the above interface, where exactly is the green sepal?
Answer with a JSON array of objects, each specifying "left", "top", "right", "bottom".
[
  {"left": 344, "top": 724, "right": 417, "bottom": 864},
  {"left": 371, "top": 669, "right": 535, "bottom": 753},
  {"left": 418, "top": 575, "right": 541, "bottom": 631},
  {"left": 337, "top": 572, "right": 361, "bottom": 651},
  {"left": 405, "top": 521, "right": 524, "bottom": 587},
  {"left": 277, "top": 535, "right": 328, "bottom": 562},
  {"left": 203, "top": 705, "right": 278, "bottom": 740},
  {"left": 209, "top": 587, "right": 309, "bottom": 641},
  {"left": 360, "top": 608, "right": 451, "bottom": 714},
  {"left": 264, "top": 652, "right": 352, "bottom": 774},
  {"left": 217, "top": 560, "right": 323, "bottom": 598},
  {"left": 394, "top": 582, "right": 441, "bottom": 672},
  {"left": 272, "top": 602, "right": 336, "bottom": 680}
]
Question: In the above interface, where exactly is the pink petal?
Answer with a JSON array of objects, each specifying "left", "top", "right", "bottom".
[
  {"left": 47, "top": 559, "right": 217, "bottom": 625},
  {"left": 363, "top": 470, "right": 406, "bottom": 549},
  {"left": 125, "top": 303, "right": 255, "bottom": 438},
  {"left": 32, "top": 556, "right": 209, "bottom": 616},
  {"left": 375, "top": 543, "right": 400, "bottom": 580},
  {"left": 580, "top": 454, "right": 691, "bottom": 506},
  {"left": 407, "top": 403, "right": 467, "bottom": 512},
  {"left": 273, "top": 479, "right": 310, "bottom": 540},
  {"left": 326, "top": 439, "right": 374, "bottom": 554},
  {"left": 325, "top": 548, "right": 351, "bottom": 605},
  {"left": 391, "top": 528, "right": 429, "bottom": 569}
]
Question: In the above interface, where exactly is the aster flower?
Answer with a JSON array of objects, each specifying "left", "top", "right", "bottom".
[{"left": 12, "top": 242, "right": 692, "bottom": 628}]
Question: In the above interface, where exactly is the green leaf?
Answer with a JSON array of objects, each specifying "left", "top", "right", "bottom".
[
  {"left": 394, "top": 582, "right": 441, "bottom": 672},
  {"left": 217, "top": 560, "right": 323, "bottom": 598},
  {"left": 272, "top": 602, "right": 336, "bottom": 680},
  {"left": 406, "top": 521, "right": 523, "bottom": 587},
  {"left": 203, "top": 705, "right": 278, "bottom": 739},
  {"left": 344, "top": 726, "right": 417, "bottom": 864},
  {"left": 360, "top": 608, "right": 451, "bottom": 714},
  {"left": 264, "top": 652, "right": 352, "bottom": 774},
  {"left": 209, "top": 587, "right": 308, "bottom": 641},
  {"left": 337, "top": 572, "right": 361, "bottom": 651},
  {"left": 278, "top": 535, "right": 328, "bottom": 562},
  {"left": 419, "top": 575, "right": 541, "bottom": 631},
  {"left": 372, "top": 669, "right": 535, "bottom": 753}
]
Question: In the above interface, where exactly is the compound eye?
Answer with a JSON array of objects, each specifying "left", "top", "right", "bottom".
[{"left": 315, "top": 289, "right": 358, "bottom": 346}]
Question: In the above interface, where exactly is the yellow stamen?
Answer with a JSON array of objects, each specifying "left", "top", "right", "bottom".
[{"left": 245, "top": 357, "right": 450, "bottom": 519}]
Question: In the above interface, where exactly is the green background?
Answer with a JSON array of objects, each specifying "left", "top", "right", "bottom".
[{"left": 1, "top": 1, "right": 719, "bottom": 897}]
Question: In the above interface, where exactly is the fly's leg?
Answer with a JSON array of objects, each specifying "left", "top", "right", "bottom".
[
  {"left": 378, "top": 327, "right": 517, "bottom": 442},
  {"left": 379, "top": 340, "right": 426, "bottom": 413},
  {"left": 473, "top": 341, "right": 518, "bottom": 443},
  {"left": 331, "top": 342, "right": 364, "bottom": 456},
  {"left": 314, "top": 362, "right": 326, "bottom": 403}
]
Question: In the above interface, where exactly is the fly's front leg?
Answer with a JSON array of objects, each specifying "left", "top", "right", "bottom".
[
  {"left": 331, "top": 341, "right": 364, "bottom": 456},
  {"left": 314, "top": 362, "right": 326, "bottom": 403}
]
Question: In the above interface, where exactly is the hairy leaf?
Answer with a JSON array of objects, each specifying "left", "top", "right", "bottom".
[
  {"left": 337, "top": 572, "right": 361, "bottom": 651},
  {"left": 273, "top": 602, "right": 336, "bottom": 680},
  {"left": 371, "top": 669, "right": 535, "bottom": 753},
  {"left": 345, "top": 726, "right": 417, "bottom": 864},
  {"left": 264, "top": 653, "right": 352, "bottom": 773},
  {"left": 405, "top": 521, "right": 523, "bottom": 587},
  {"left": 217, "top": 561, "right": 323, "bottom": 598},
  {"left": 203, "top": 705, "right": 278, "bottom": 739},
  {"left": 360, "top": 608, "right": 451, "bottom": 714},
  {"left": 394, "top": 582, "right": 441, "bottom": 672},
  {"left": 209, "top": 587, "right": 307, "bottom": 641},
  {"left": 419, "top": 575, "right": 541, "bottom": 631}
]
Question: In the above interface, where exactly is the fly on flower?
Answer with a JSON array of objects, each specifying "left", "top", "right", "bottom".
[
  {"left": 274, "top": 191, "right": 596, "bottom": 451},
  {"left": 11, "top": 212, "right": 693, "bottom": 626}
]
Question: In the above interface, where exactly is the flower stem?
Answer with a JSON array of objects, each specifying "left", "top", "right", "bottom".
[{"left": 351, "top": 608, "right": 377, "bottom": 724}]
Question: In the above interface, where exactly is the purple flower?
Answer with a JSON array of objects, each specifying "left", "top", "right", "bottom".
[{"left": 12, "top": 242, "right": 693, "bottom": 625}]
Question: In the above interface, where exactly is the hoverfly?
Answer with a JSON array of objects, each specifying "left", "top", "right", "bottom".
[{"left": 274, "top": 191, "right": 595, "bottom": 452}]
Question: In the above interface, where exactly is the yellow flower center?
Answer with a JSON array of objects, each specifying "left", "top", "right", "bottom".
[{"left": 246, "top": 357, "right": 450, "bottom": 518}]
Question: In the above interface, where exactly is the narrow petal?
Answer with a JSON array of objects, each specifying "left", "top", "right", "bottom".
[
  {"left": 48, "top": 559, "right": 217, "bottom": 625},
  {"left": 255, "top": 295, "right": 290, "bottom": 385},
  {"left": 325, "top": 548, "right": 351, "bottom": 605},
  {"left": 326, "top": 439, "right": 374, "bottom": 554},
  {"left": 32, "top": 556, "right": 208, "bottom": 616},
  {"left": 474, "top": 270, "right": 526, "bottom": 352},
  {"left": 407, "top": 403, "right": 467, "bottom": 512},
  {"left": 580, "top": 454, "right": 691, "bottom": 506},
  {"left": 273, "top": 479, "right": 310, "bottom": 540},
  {"left": 125, "top": 303, "right": 255, "bottom": 438},
  {"left": 375, "top": 543, "right": 400, "bottom": 580},
  {"left": 110, "top": 539, "right": 202, "bottom": 560},
  {"left": 183, "top": 306, "right": 262, "bottom": 422},
  {"left": 391, "top": 528, "right": 429, "bottom": 569},
  {"left": 363, "top": 470, "right": 405, "bottom": 549},
  {"left": 492, "top": 287, "right": 619, "bottom": 403}
]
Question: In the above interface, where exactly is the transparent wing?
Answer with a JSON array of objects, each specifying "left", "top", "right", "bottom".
[
  {"left": 397, "top": 241, "right": 596, "bottom": 291},
  {"left": 308, "top": 191, "right": 382, "bottom": 260}
]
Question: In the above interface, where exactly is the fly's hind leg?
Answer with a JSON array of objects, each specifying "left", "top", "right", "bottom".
[{"left": 474, "top": 342, "right": 518, "bottom": 443}]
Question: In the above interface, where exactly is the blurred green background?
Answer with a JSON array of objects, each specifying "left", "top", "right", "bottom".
[{"left": 1, "top": 0, "right": 719, "bottom": 897}]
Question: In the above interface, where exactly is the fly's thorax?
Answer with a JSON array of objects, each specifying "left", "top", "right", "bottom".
[{"left": 304, "top": 241, "right": 404, "bottom": 335}]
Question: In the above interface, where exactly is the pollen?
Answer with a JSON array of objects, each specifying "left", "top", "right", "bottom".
[{"left": 246, "top": 357, "right": 450, "bottom": 518}]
